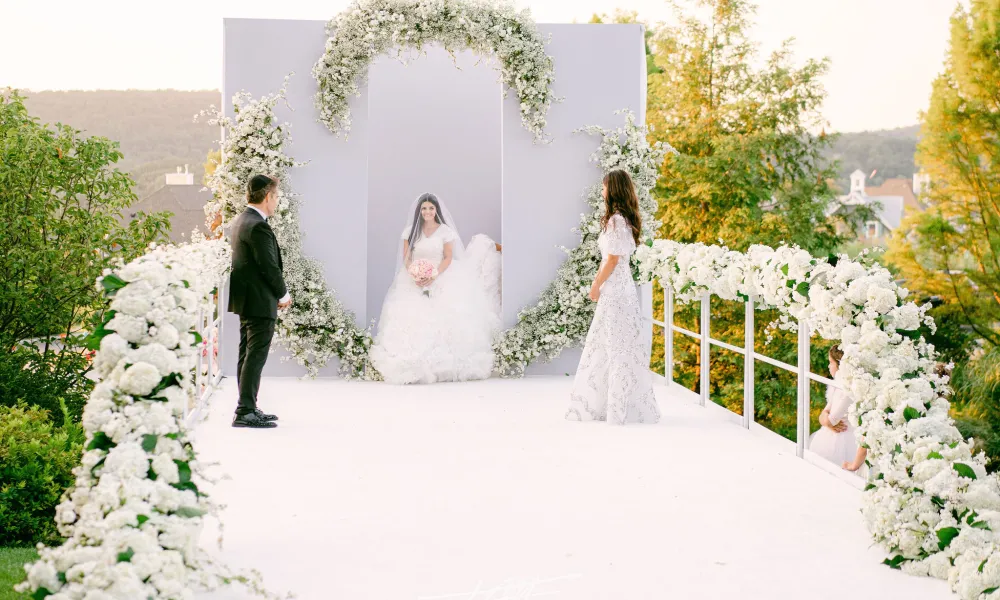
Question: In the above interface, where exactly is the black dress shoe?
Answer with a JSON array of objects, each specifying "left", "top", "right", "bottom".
[
  {"left": 233, "top": 412, "right": 277, "bottom": 428},
  {"left": 254, "top": 408, "right": 278, "bottom": 421}
]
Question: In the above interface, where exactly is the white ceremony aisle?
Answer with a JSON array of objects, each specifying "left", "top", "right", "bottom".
[{"left": 195, "top": 377, "right": 948, "bottom": 600}]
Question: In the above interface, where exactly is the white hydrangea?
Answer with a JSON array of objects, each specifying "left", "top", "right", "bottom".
[
  {"left": 118, "top": 363, "right": 162, "bottom": 397},
  {"left": 105, "top": 313, "right": 149, "bottom": 344},
  {"left": 18, "top": 238, "right": 281, "bottom": 599}
]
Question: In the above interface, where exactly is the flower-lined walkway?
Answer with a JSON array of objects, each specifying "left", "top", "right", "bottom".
[{"left": 195, "top": 377, "right": 948, "bottom": 600}]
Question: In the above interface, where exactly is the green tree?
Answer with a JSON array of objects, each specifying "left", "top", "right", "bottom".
[
  {"left": 889, "top": 0, "right": 1000, "bottom": 347},
  {"left": 0, "top": 89, "right": 169, "bottom": 422},
  {"left": 884, "top": 0, "right": 1000, "bottom": 467},
  {"left": 645, "top": 0, "right": 861, "bottom": 439}
]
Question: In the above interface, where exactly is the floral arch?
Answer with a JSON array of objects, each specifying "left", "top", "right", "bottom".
[{"left": 312, "top": 0, "right": 558, "bottom": 143}]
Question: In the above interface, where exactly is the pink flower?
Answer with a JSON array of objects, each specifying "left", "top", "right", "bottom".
[
  {"left": 408, "top": 259, "right": 438, "bottom": 284},
  {"left": 408, "top": 260, "right": 438, "bottom": 297}
]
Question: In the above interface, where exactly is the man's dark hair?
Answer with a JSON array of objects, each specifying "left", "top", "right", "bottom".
[{"left": 247, "top": 175, "right": 278, "bottom": 205}]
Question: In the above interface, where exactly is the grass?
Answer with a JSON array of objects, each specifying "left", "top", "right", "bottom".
[{"left": 0, "top": 548, "right": 34, "bottom": 600}]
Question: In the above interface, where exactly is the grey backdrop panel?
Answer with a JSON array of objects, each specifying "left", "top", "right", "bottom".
[
  {"left": 502, "top": 24, "right": 647, "bottom": 376},
  {"left": 221, "top": 19, "right": 648, "bottom": 379},
  {"left": 221, "top": 18, "right": 369, "bottom": 377},
  {"left": 366, "top": 48, "right": 502, "bottom": 325}
]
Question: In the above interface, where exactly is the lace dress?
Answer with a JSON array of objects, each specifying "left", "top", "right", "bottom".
[
  {"left": 566, "top": 214, "right": 660, "bottom": 424},
  {"left": 370, "top": 225, "right": 500, "bottom": 385}
]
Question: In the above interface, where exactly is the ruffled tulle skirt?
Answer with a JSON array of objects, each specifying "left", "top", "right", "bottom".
[{"left": 370, "top": 247, "right": 501, "bottom": 385}]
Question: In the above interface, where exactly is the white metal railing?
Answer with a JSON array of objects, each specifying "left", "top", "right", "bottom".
[
  {"left": 186, "top": 281, "right": 225, "bottom": 423},
  {"left": 654, "top": 287, "right": 843, "bottom": 459}
]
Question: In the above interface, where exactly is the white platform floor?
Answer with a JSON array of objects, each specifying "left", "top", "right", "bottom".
[{"left": 194, "top": 376, "right": 950, "bottom": 600}]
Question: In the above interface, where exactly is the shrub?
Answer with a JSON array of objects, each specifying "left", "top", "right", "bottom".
[
  {"left": 0, "top": 348, "right": 91, "bottom": 426},
  {"left": 0, "top": 402, "right": 83, "bottom": 546},
  {"left": 0, "top": 88, "right": 169, "bottom": 422}
]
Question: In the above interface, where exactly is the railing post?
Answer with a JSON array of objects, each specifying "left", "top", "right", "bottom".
[
  {"left": 193, "top": 306, "right": 203, "bottom": 421},
  {"left": 699, "top": 292, "right": 710, "bottom": 407},
  {"left": 208, "top": 321, "right": 215, "bottom": 390},
  {"left": 664, "top": 285, "right": 674, "bottom": 384},
  {"left": 216, "top": 281, "right": 224, "bottom": 384},
  {"left": 796, "top": 319, "right": 811, "bottom": 458},
  {"left": 743, "top": 294, "right": 755, "bottom": 429}
]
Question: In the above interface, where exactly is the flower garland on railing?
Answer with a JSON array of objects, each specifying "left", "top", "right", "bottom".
[
  {"left": 312, "top": 0, "right": 557, "bottom": 143},
  {"left": 492, "top": 111, "right": 670, "bottom": 376},
  {"left": 201, "top": 78, "right": 375, "bottom": 379},
  {"left": 17, "top": 239, "right": 284, "bottom": 599},
  {"left": 634, "top": 241, "right": 1000, "bottom": 599}
]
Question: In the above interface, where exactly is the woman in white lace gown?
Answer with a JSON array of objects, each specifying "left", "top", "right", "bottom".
[
  {"left": 369, "top": 193, "right": 501, "bottom": 384},
  {"left": 566, "top": 170, "right": 660, "bottom": 424}
]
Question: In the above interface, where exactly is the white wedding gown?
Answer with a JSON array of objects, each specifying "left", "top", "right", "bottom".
[
  {"left": 370, "top": 225, "right": 501, "bottom": 384},
  {"left": 566, "top": 214, "right": 660, "bottom": 424}
]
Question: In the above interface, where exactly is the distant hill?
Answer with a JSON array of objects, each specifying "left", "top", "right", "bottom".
[
  {"left": 826, "top": 125, "right": 920, "bottom": 190},
  {"left": 20, "top": 90, "right": 221, "bottom": 201},
  {"left": 18, "top": 89, "right": 921, "bottom": 206}
]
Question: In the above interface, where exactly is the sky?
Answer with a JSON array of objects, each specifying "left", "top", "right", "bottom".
[{"left": 1, "top": 0, "right": 960, "bottom": 132}]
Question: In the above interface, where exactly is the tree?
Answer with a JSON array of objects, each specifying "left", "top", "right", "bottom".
[
  {"left": 888, "top": 0, "right": 1000, "bottom": 348},
  {"left": 645, "top": 0, "right": 860, "bottom": 439},
  {"left": 0, "top": 89, "right": 169, "bottom": 422},
  {"left": 884, "top": 0, "right": 1000, "bottom": 467}
]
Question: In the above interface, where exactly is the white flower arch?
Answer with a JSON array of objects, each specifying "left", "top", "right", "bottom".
[{"left": 312, "top": 0, "right": 558, "bottom": 142}]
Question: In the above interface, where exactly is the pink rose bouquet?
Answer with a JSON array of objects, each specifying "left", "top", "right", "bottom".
[{"left": 408, "top": 259, "right": 438, "bottom": 296}]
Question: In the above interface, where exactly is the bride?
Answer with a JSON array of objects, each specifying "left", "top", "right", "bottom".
[{"left": 369, "top": 193, "right": 501, "bottom": 384}]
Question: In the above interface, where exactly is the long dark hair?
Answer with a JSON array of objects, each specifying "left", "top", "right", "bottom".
[
  {"left": 407, "top": 193, "right": 447, "bottom": 250},
  {"left": 600, "top": 169, "right": 641, "bottom": 244}
]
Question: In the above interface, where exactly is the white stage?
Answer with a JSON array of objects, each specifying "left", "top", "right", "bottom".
[{"left": 194, "top": 377, "right": 948, "bottom": 600}]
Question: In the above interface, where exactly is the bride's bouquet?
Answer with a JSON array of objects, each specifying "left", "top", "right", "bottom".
[{"left": 408, "top": 259, "right": 438, "bottom": 297}]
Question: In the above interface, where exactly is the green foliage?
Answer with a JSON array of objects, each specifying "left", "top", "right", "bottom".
[
  {"left": 646, "top": 0, "right": 853, "bottom": 440},
  {"left": 922, "top": 302, "right": 976, "bottom": 364},
  {"left": 951, "top": 346, "right": 1000, "bottom": 472},
  {"left": 0, "top": 403, "right": 83, "bottom": 546},
  {"left": 0, "top": 89, "right": 170, "bottom": 420},
  {"left": 907, "top": 0, "right": 1000, "bottom": 347},
  {"left": 0, "top": 349, "right": 91, "bottom": 427},
  {"left": 882, "top": 0, "right": 1000, "bottom": 470},
  {"left": 648, "top": 0, "right": 850, "bottom": 254}
]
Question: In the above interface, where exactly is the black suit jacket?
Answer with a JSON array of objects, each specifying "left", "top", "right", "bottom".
[{"left": 228, "top": 208, "right": 287, "bottom": 319}]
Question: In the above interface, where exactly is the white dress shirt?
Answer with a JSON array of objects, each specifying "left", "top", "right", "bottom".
[{"left": 248, "top": 204, "right": 290, "bottom": 306}]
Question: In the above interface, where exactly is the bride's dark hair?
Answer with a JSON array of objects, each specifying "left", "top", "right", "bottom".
[
  {"left": 601, "top": 169, "right": 641, "bottom": 245},
  {"left": 407, "top": 193, "right": 447, "bottom": 250}
]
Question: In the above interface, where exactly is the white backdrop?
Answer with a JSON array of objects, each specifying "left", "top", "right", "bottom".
[{"left": 221, "top": 19, "right": 647, "bottom": 378}]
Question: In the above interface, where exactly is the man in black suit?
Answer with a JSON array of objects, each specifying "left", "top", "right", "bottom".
[{"left": 228, "top": 174, "right": 290, "bottom": 429}]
